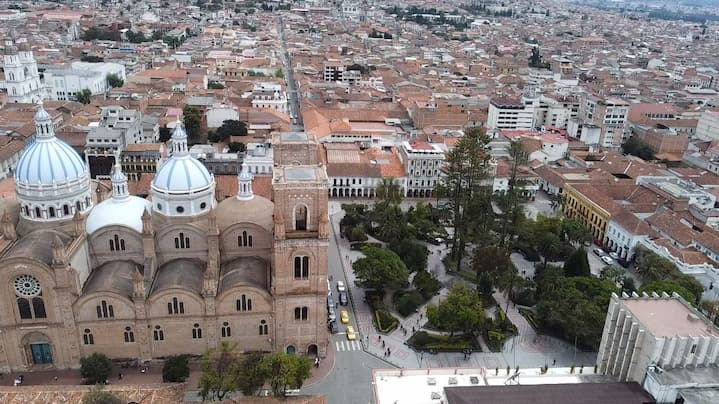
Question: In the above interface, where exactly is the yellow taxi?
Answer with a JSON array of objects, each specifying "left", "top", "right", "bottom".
[
  {"left": 340, "top": 309, "right": 350, "bottom": 324},
  {"left": 346, "top": 326, "right": 356, "bottom": 340}
]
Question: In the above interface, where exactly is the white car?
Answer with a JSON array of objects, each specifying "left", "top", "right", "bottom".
[
  {"left": 337, "top": 281, "right": 346, "bottom": 292},
  {"left": 601, "top": 256, "right": 614, "bottom": 266},
  {"left": 609, "top": 251, "right": 620, "bottom": 260},
  {"left": 593, "top": 248, "right": 606, "bottom": 257}
]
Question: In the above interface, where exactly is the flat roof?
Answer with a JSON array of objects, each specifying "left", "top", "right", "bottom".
[
  {"left": 284, "top": 167, "right": 316, "bottom": 181},
  {"left": 281, "top": 132, "right": 309, "bottom": 142},
  {"left": 623, "top": 298, "right": 718, "bottom": 338},
  {"left": 444, "top": 383, "right": 654, "bottom": 404}
]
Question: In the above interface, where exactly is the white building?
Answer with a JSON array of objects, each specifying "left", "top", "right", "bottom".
[
  {"left": 597, "top": 293, "right": 719, "bottom": 403},
  {"left": 250, "top": 82, "right": 288, "bottom": 114},
  {"left": 487, "top": 96, "right": 537, "bottom": 133},
  {"left": 604, "top": 210, "right": 650, "bottom": 260},
  {"left": 534, "top": 95, "right": 581, "bottom": 130},
  {"left": 695, "top": 110, "right": 719, "bottom": 141},
  {"left": 568, "top": 120, "right": 601, "bottom": 146},
  {"left": 398, "top": 140, "right": 444, "bottom": 198},
  {"left": 206, "top": 103, "right": 240, "bottom": 129},
  {"left": 85, "top": 106, "right": 147, "bottom": 178},
  {"left": 244, "top": 143, "right": 274, "bottom": 176},
  {"left": 2, "top": 35, "right": 44, "bottom": 103},
  {"left": 45, "top": 62, "right": 126, "bottom": 101}
]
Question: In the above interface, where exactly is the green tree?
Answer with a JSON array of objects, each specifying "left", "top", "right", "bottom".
[
  {"left": 237, "top": 352, "right": 266, "bottom": 396},
  {"left": 211, "top": 119, "right": 248, "bottom": 142},
  {"left": 497, "top": 140, "right": 528, "bottom": 249},
  {"left": 640, "top": 280, "right": 696, "bottom": 304},
  {"left": 76, "top": 89, "right": 92, "bottom": 104},
  {"left": 83, "top": 385, "right": 121, "bottom": 404},
  {"left": 349, "top": 223, "right": 368, "bottom": 241},
  {"left": 622, "top": 136, "right": 655, "bottom": 161},
  {"left": 376, "top": 177, "right": 402, "bottom": 206},
  {"left": 388, "top": 239, "right": 428, "bottom": 273},
  {"left": 353, "top": 245, "right": 409, "bottom": 292},
  {"left": 80, "top": 352, "right": 112, "bottom": 385},
  {"left": 435, "top": 126, "right": 492, "bottom": 270},
  {"left": 374, "top": 202, "right": 408, "bottom": 243},
  {"left": 208, "top": 80, "right": 225, "bottom": 89},
  {"left": 561, "top": 219, "right": 592, "bottom": 246},
  {"left": 159, "top": 127, "right": 172, "bottom": 142},
  {"left": 275, "top": 69, "right": 285, "bottom": 78},
  {"left": 426, "top": 284, "right": 485, "bottom": 336},
  {"left": 152, "top": 30, "right": 164, "bottom": 40},
  {"left": 126, "top": 30, "right": 147, "bottom": 43},
  {"left": 106, "top": 73, "right": 124, "bottom": 88},
  {"left": 198, "top": 341, "right": 243, "bottom": 401},
  {"left": 182, "top": 105, "right": 202, "bottom": 139},
  {"left": 228, "top": 141, "right": 246, "bottom": 153},
  {"left": 258, "top": 353, "right": 312, "bottom": 397},
  {"left": 622, "top": 276, "right": 637, "bottom": 295},
  {"left": 162, "top": 355, "right": 190, "bottom": 382},
  {"left": 563, "top": 247, "right": 591, "bottom": 277},
  {"left": 600, "top": 265, "right": 625, "bottom": 284}
]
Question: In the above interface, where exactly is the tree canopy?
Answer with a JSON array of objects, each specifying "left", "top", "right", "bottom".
[
  {"left": 83, "top": 386, "right": 121, "bottom": 404},
  {"left": 426, "top": 284, "right": 485, "bottom": 336},
  {"left": 106, "top": 73, "right": 124, "bottom": 88},
  {"left": 76, "top": 89, "right": 92, "bottom": 104},
  {"left": 353, "top": 245, "right": 409, "bottom": 291},
  {"left": 209, "top": 119, "right": 248, "bottom": 143},
  {"left": 563, "top": 247, "right": 591, "bottom": 277},
  {"left": 640, "top": 280, "right": 696, "bottom": 303},
  {"left": 622, "top": 136, "right": 655, "bottom": 161},
  {"left": 80, "top": 352, "right": 112, "bottom": 385},
  {"left": 182, "top": 105, "right": 202, "bottom": 140},
  {"left": 258, "top": 353, "right": 312, "bottom": 397},
  {"left": 198, "top": 341, "right": 244, "bottom": 401}
]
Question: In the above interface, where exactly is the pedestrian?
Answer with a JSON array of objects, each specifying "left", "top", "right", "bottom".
[
  {"left": 388, "top": 348, "right": 391, "bottom": 356},
  {"left": 54, "top": 376, "right": 58, "bottom": 382},
  {"left": 552, "top": 359, "right": 556, "bottom": 365},
  {"left": 382, "top": 340, "right": 385, "bottom": 348},
  {"left": 412, "top": 326, "right": 416, "bottom": 333},
  {"left": 378, "top": 335, "right": 382, "bottom": 341},
  {"left": 118, "top": 373, "right": 123, "bottom": 380}
]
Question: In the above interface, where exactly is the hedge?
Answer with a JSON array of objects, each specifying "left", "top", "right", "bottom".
[
  {"left": 407, "top": 331, "right": 479, "bottom": 352},
  {"left": 518, "top": 308, "right": 540, "bottom": 330},
  {"left": 375, "top": 309, "right": 399, "bottom": 333}
]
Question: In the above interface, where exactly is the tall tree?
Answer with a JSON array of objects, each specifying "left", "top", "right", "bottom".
[
  {"left": 563, "top": 247, "right": 591, "bottom": 277},
  {"left": 106, "top": 73, "right": 124, "bottom": 88},
  {"left": 182, "top": 105, "right": 202, "bottom": 140},
  {"left": 352, "top": 245, "right": 409, "bottom": 292},
  {"left": 258, "top": 353, "right": 312, "bottom": 397},
  {"left": 497, "top": 140, "right": 528, "bottom": 248},
  {"left": 80, "top": 353, "right": 112, "bottom": 384},
  {"left": 376, "top": 177, "right": 402, "bottom": 206},
  {"left": 76, "top": 89, "right": 92, "bottom": 104},
  {"left": 435, "top": 126, "right": 492, "bottom": 271},
  {"left": 237, "top": 352, "right": 266, "bottom": 396},
  {"left": 198, "top": 341, "right": 243, "bottom": 402},
  {"left": 426, "top": 284, "right": 485, "bottom": 336}
]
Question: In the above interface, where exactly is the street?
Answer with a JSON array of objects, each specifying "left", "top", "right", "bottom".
[{"left": 277, "top": 17, "right": 304, "bottom": 132}]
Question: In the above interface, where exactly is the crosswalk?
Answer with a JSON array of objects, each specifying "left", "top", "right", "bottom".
[{"left": 335, "top": 340, "right": 362, "bottom": 352}]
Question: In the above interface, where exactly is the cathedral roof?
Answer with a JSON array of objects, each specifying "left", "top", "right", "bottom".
[
  {"left": 151, "top": 259, "right": 203, "bottom": 295},
  {"left": 5, "top": 230, "right": 69, "bottom": 266},
  {"left": 214, "top": 191, "right": 274, "bottom": 233},
  {"left": 151, "top": 122, "right": 213, "bottom": 194},
  {"left": 86, "top": 197, "right": 152, "bottom": 234},
  {"left": 219, "top": 257, "right": 268, "bottom": 294},
  {"left": 83, "top": 261, "right": 139, "bottom": 298}
]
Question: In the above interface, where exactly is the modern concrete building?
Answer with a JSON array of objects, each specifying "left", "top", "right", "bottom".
[
  {"left": 85, "top": 106, "right": 149, "bottom": 179},
  {"left": 581, "top": 95, "right": 629, "bottom": 148},
  {"left": 597, "top": 293, "right": 719, "bottom": 403},
  {"left": 487, "top": 96, "right": 537, "bottom": 133},
  {"left": 695, "top": 110, "right": 719, "bottom": 141},
  {"left": 45, "top": 62, "right": 126, "bottom": 101},
  {"left": 398, "top": 140, "right": 444, "bottom": 198}
]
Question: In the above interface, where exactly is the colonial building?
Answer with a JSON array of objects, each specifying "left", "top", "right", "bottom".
[{"left": 0, "top": 102, "right": 330, "bottom": 372}]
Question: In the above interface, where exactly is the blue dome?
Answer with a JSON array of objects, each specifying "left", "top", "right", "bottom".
[
  {"left": 152, "top": 156, "right": 213, "bottom": 193},
  {"left": 15, "top": 137, "right": 88, "bottom": 186}
]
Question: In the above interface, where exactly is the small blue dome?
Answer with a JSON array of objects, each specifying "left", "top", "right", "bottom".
[
  {"left": 15, "top": 137, "right": 88, "bottom": 186},
  {"left": 152, "top": 156, "right": 213, "bottom": 192}
]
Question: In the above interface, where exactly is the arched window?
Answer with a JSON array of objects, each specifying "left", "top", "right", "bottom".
[
  {"left": 238, "top": 231, "right": 254, "bottom": 247},
  {"left": 23, "top": 205, "right": 29, "bottom": 217},
  {"left": 83, "top": 329, "right": 94, "bottom": 345},
  {"left": 294, "top": 256, "right": 309, "bottom": 279},
  {"left": 167, "top": 297, "right": 185, "bottom": 315},
  {"left": 48, "top": 207, "right": 56, "bottom": 218},
  {"left": 76, "top": 201, "right": 82, "bottom": 213},
  {"left": 259, "top": 319, "right": 268, "bottom": 335},
  {"left": 63, "top": 205, "right": 70, "bottom": 216},
  {"left": 221, "top": 322, "right": 231, "bottom": 338},
  {"left": 124, "top": 326, "right": 135, "bottom": 343},
  {"left": 34, "top": 207, "right": 41, "bottom": 218},
  {"left": 294, "top": 205, "right": 308, "bottom": 230},
  {"left": 236, "top": 294, "right": 252, "bottom": 312},
  {"left": 32, "top": 297, "right": 46, "bottom": 318},
  {"left": 294, "top": 306, "right": 308, "bottom": 321},
  {"left": 175, "top": 232, "right": 190, "bottom": 249},
  {"left": 192, "top": 323, "right": 202, "bottom": 339},
  {"left": 17, "top": 298, "right": 31, "bottom": 319},
  {"left": 96, "top": 300, "right": 114, "bottom": 319},
  {"left": 153, "top": 325, "right": 164, "bottom": 341}
]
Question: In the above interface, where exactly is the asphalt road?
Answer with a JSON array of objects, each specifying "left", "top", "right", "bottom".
[{"left": 278, "top": 17, "right": 304, "bottom": 132}]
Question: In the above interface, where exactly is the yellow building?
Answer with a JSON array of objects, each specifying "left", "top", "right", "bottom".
[{"left": 562, "top": 183, "right": 611, "bottom": 243}]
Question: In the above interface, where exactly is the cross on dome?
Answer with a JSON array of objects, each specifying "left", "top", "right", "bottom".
[{"left": 237, "top": 162, "right": 254, "bottom": 201}]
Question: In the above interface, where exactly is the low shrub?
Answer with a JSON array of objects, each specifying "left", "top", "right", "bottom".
[
  {"left": 511, "top": 288, "right": 537, "bottom": 307},
  {"left": 407, "top": 331, "right": 479, "bottom": 352},
  {"left": 375, "top": 309, "right": 399, "bottom": 333},
  {"left": 394, "top": 290, "right": 424, "bottom": 317},
  {"left": 519, "top": 308, "right": 540, "bottom": 330},
  {"left": 162, "top": 355, "right": 190, "bottom": 382}
]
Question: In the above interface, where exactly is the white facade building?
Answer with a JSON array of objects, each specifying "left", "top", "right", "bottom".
[
  {"left": 695, "top": 109, "right": 719, "bottom": 141},
  {"left": 45, "top": 62, "right": 126, "bottom": 101},
  {"left": 487, "top": 96, "right": 537, "bottom": 133},
  {"left": 398, "top": 140, "right": 444, "bottom": 198},
  {"left": 2, "top": 36, "right": 44, "bottom": 103},
  {"left": 250, "top": 82, "right": 288, "bottom": 114},
  {"left": 244, "top": 143, "right": 274, "bottom": 176}
]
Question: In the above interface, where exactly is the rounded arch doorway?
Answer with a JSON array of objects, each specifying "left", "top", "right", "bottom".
[
  {"left": 286, "top": 345, "right": 296, "bottom": 354},
  {"left": 307, "top": 344, "right": 318, "bottom": 356},
  {"left": 22, "top": 332, "right": 53, "bottom": 365}
]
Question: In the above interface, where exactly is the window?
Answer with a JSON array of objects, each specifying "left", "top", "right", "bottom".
[
  {"left": 34, "top": 207, "right": 41, "bottom": 218},
  {"left": 153, "top": 325, "right": 164, "bottom": 341},
  {"left": 175, "top": 232, "right": 190, "bottom": 249},
  {"left": 83, "top": 329, "right": 94, "bottom": 345},
  {"left": 259, "top": 319, "right": 268, "bottom": 335},
  {"left": 176, "top": 206, "right": 184, "bottom": 213},
  {"left": 294, "top": 256, "right": 309, "bottom": 279},
  {"left": 192, "top": 323, "right": 202, "bottom": 339},
  {"left": 200, "top": 202, "right": 207, "bottom": 209},
  {"left": 63, "top": 205, "right": 69, "bottom": 215},
  {"left": 49, "top": 207, "right": 55, "bottom": 218},
  {"left": 221, "top": 322, "right": 231, "bottom": 338},
  {"left": 167, "top": 297, "right": 185, "bottom": 315},
  {"left": 96, "top": 300, "right": 115, "bottom": 318},
  {"left": 294, "top": 205, "right": 307, "bottom": 230},
  {"left": 236, "top": 294, "right": 252, "bottom": 312},
  {"left": 691, "top": 344, "right": 697, "bottom": 354},
  {"left": 238, "top": 231, "right": 253, "bottom": 247},
  {"left": 109, "top": 235, "right": 126, "bottom": 252},
  {"left": 17, "top": 298, "right": 31, "bottom": 319},
  {"left": 124, "top": 326, "right": 135, "bottom": 343},
  {"left": 294, "top": 306, "right": 308, "bottom": 321}
]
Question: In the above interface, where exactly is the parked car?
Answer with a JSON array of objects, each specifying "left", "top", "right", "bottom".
[
  {"left": 327, "top": 279, "right": 331, "bottom": 296},
  {"left": 327, "top": 296, "right": 335, "bottom": 310},
  {"left": 339, "top": 291, "right": 348, "bottom": 306},
  {"left": 346, "top": 325, "right": 357, "bottom": 340},
  {"left": 340, "top": 310, "right": 350, "bottom": 324},
  {"left": 328, "top": 320, "right": 339, "bottom": 334},
  {"left": 337, "top": 281, "right": 346, "bottom": 292},
  {"left": 328, "top": 307, "right": 337, "bottom": 322},
  {"left": 593, "top": 248, "right": 606, "bottom": 257},
  {"left": 609, "top": 251, "right": 620, "bottom": 260},
  {"left": 601, "top": 256, "right": 614, "bottom": 266}
]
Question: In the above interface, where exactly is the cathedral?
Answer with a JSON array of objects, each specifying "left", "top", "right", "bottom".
[{"left": 0, "top": 102, "right": 330, "bottom": 371}]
